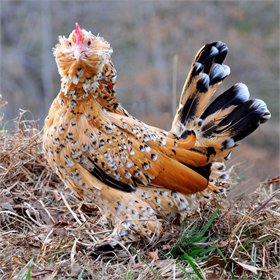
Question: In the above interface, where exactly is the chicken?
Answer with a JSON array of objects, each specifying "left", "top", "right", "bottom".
[{"left": 43, "top": 23, "right": 271, "bottom": 252}]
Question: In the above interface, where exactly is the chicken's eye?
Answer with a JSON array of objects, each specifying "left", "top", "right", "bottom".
[
  {"left": 68, "top": 41, "right": 72, "bottom": 46},
  {"left": 87, "top": 40, "right": 91, "bottom": 47}
]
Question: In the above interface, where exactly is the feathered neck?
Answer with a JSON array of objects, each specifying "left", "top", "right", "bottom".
[{"left": 58, "top": 59, "right": 118, "bottom": 111}]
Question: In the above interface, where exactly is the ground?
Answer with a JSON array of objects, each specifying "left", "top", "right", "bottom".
[{"left": 0, "top": 112, "right": 279, "bottom": 280}]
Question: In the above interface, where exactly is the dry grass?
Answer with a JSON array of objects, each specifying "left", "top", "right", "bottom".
[{"left": 0, "top": 107, "right": 279, "bottom": 279}]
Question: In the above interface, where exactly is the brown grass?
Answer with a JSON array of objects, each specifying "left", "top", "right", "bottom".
[{"left": 0, "top": 106, "right": 279, "bottom": 279}]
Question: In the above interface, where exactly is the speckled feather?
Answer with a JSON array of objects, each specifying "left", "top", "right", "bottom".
[{"left": 43, "top": 24, "right": 271, "bottom": 246}]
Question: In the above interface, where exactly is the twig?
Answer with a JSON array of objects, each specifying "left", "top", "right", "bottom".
[{"left": 59, "top": 192, "right": 83, "bottom": 225}]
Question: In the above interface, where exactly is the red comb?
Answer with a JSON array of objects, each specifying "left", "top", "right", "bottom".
[{"left": 75, "top": 22, "right": 83, "bottom": 48}]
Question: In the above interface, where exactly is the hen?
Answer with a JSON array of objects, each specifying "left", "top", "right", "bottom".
[{"left": 43, "top": 23, "right": 271, "bottom": 252}]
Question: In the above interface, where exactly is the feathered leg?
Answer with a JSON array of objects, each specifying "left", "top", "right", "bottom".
[{"left": 91, "top": 188, "right": 163, "bottom": 255}]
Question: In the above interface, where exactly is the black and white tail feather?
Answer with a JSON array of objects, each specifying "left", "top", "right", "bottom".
[{"left": 171, "top": 41, "right": 271, "bottom": 196}]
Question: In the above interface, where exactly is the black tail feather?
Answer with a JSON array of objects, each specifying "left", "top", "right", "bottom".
[
  {"left": 171, "top": 41, "right": 271, "bottom": 151},
  {"left": 170, "top": 41, "right": 271, "bottom": 196},
  {"left": 215, "top": 99, "right": 271, "bottom": 141},
  {"left": 209, "top": 63, "right": 230, "bottom": 86},
  {"left": 201, "top": 83, "right": 250, "bottom": 120},
  {"left": 178, "top": 41, "right": 231, "bottom": 126},
  {"left": 195, "top": 41, "right": 228, "bottom": 71}
]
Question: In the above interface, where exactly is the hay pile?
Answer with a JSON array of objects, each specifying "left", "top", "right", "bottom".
[{"left": 0, "top": 107, "right": 279, "bottom": 279}]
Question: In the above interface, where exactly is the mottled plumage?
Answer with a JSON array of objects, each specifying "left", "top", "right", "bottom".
[{"left": 43, "top": 23, "right": 271, "bottom": 251}]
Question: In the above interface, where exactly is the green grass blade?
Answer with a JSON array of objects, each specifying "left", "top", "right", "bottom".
[
  {"left": 77, "top": 268, "right": 84, "bottom": 280},
  {"left": 199, "top": 206, "right": 220, "bottom": 237},
  {"left": 177, "top": 263, "right": 194, "bottom": 279},
  {"left": 212, "top": 240, "right": 228, "bottom": 264},
  {"left": 183, "top": 252, "right": 204, "bottom": 280},
  {"left": 125, "top": 271, "right": 132, "bottom": 280},
  {"left": 188, "top": 247, "right": 202, "bottom": 257},
  {"left": 26, "top": 264, "right": 31, "bottom": 280}
]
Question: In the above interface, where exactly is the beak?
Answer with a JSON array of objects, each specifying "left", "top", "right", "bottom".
[{"left": 74, "top": 48, "right": 82, "bottom": 60}]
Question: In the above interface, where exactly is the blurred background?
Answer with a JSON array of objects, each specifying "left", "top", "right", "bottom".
[{"left": 0, "top": 1, "right": 279, "bottom": 188}]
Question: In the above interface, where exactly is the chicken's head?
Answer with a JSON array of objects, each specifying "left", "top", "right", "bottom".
[{"left": 53, "top": 23, "right": 113, "bottom": 79}]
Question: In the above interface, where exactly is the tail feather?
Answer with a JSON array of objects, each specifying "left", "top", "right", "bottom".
[
  {"left": 195, "top": 41, "right": 228, "bottom": 69},
  {"left": 198, "top": 95, "right": 270, "bottom": 152},
  {"left": 169, "top": 41, "right": 271, "bottom": 197},
  {"left": 171, "top": 41, "right": 230, "bottom": 136},
  {"left": 171, "top": 41, "right": 271, "bottom": 151},
  {"left": 209, "top": 63, "right": 230, "bottom": 86},
  {"left": 216, "top": 99, "right": 271, "bottom": 142},
  {"left": 201, "top": 83, "right": 250, "bottom": 120},
  {"left": 200, "top": 83, "right": 250, "bottom": 139}
]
